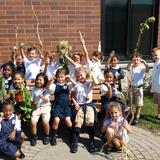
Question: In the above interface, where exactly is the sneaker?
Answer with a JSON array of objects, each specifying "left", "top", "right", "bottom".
[
  {"left": 155, "top": 115, "right": 160, "bottom": 120},
  {"left": 50, "top": 137, "right": 57, "bottom": 146},
  {"left": 19, "top": 150, "right": 25, "bottom": 159},
  {"left": 70, "top": 143, "right": 78, "bottom": 153},
  {"left": 43, "top": 136, "right": 50, "bottom": 145},
  {"left": 104, "top": 145, "right": 112, "bottom": 154},
  {"left": 31, "top": 136, "right": 37, "bottom": 146},
  {"left": 132, "top": 117, "right": 139, "bottom": 125}
]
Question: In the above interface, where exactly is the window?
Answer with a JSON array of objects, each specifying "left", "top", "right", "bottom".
[{"left": 101, "top": 0, "right": 159, "bottom": 59}]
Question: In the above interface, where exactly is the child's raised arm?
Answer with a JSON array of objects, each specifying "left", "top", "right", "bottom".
[
  {"left": 141, "top": 58, "right": 150, "bottom": 72},
  {"left": 64, "top": 51, "right": 76, "bottom": 66}
]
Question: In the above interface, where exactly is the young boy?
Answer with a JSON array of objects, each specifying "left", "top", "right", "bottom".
[
  {"left": 151, "top": 47, "right": 160, "bottom": 120},
  {"left": 21, "top": 46, "right": 42, "bottom": 80},
  {"left": 126, "top": 53, "right": 150, "bottom": 125}
]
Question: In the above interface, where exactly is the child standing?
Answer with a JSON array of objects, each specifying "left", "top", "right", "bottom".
[
  {"left": 101, "top": 102, "right": 131, "bottom": 153},
  {"left": 151, "top": 47, "right": 160, "bottom": 119},
  {"left": 126, "top": 53, "right": 150, "bottom": 125},
  {"left": 106, "top": 51, "right": 124, "bottom": 91},
  {"left": 30, "top": 73, "right": 51, "bottom": 146},
  {"left": 49, "top": 68, "right": 74, "bottom": 146},
  {"left": 70, "top": 66, "right": 99, "bottom": 153},
  {"left": 0, "top": 100, "right": 25, "bottom": 159}
]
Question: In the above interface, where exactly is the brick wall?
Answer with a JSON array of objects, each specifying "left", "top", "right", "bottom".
[{"left": 0, "top": 0, "right": 100, "bottom": 64}]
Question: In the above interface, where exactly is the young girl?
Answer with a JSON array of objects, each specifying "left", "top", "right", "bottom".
[
  {"left": 101, "top": 102, "right": 131, "bottom": 153},
  {"left": 105, "top": 51, "right": 124, "bottom": 91},
  {"left": 49, "top": 68, "right": 74, "bottom": 146},
  {"left": 31, "top": 73, "right": 51, "bottom": 146},
  {"left": 100, "top": 69, "right": 119, "bottom": 112},
  {"left": 70, "top": 66, "right": 99, "bottom": 153},
  {"left": 0, "top": 100, "right": 25, "bottom": 159}
]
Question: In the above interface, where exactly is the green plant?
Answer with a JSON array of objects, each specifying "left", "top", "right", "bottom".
[
  {"left": 0, "top": 75, "right": 7, "bottom": 103},
  {"left": 10, "top": 84, "right": 32, "bottom": 122},
  {"left": 134, "top": 16, "right": 155, "bottom": 54}
]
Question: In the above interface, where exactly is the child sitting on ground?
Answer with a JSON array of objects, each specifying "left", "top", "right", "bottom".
[
  {"left": 101, "top": 102, "right": 131, "bottom": 154},
  {"left": 0, "top": 100, "right": 25, "bottom": 159}
]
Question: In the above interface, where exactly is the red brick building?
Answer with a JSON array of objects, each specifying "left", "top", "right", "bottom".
[{"left": 0, "top": 0, "right": 159, "bottom": 63}]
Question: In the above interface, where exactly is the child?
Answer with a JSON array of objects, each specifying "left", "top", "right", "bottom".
[
  {"left": 65, "top": 52, "right": 81, "bottom": 79},
  {"left": 101, "top": 102, "right": 131, "bottom": 153},
  {"left": 11, "top": 46, "right": 25, "bottom": 75},
  {"left": 0, "top": 100, "right": 25, "bottom": 159},
  {"left": 21, "top": 47, "right": 42, "bottom": 80},
  {"left": 81, "top": 38, "right": 104, "bottom": 82},
  {"left": 49, "top": 68, "right": 74, "bottom": 146},
  {"left": 43, "top": 51, "right": 60, "bottom": 80},
  {"left": 151, "top": 47, "right": 160, "bottom": 119},
  {"left": 106, "top": 51, "right": 124, "bottom": 91},
  {"left": 126, "top": 53, "right": 150, "bottom": 125},
  {"left": 30, "top": 73, "right": 51, "bottom": 146},
  {"left": 100, "top": 69, "right": 121, "bottom": 119},
  {"left": 10, "top": 71, "right": 31, "bottom": 116},
  {"left": 70, "top": 66, "right": 99, "bottom": 153}
]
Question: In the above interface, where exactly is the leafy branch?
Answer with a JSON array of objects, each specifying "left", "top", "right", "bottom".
[{"left": 134, "top": 16, "right": 155, "bottom": 54}]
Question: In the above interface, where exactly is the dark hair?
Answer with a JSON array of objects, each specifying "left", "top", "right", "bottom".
[
  {"left": 13, "top": 71, "right": 25, "bottom": 79},
  {"left": 35, "top": 72, "right": 48, "bottom": 88},
  {"left": 131, "top": 52, "right": 142, "bottom": 59},
  {"left": 27, "top": 47, "right": 36, "bottom": 52},
  {"left": 103, "top": 68, "right": 113, "bottom": 76},
  {"left": 2, "top": 99, "right": 14, "bottom": 111},
  {"left": 2, "top": 61, "right": 15, "bottom": 76}
]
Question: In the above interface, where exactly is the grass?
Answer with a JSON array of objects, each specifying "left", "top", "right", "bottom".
[{"left": 136, "top": 93, "right": 160, "bottom": 134}]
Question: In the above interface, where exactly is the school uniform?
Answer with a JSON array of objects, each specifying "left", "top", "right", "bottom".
[
  {"left": 0, "top": 114, "right": 21, "bottom": 157},
  {"left": 49, "top": 83, "right": 72, "bottom": 119}
]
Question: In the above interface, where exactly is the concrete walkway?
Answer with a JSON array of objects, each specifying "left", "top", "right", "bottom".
[{"left": 0, "top": 126, "right": 160, "bottom": 160}]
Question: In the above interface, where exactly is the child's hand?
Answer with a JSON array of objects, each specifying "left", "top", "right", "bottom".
[
  {"left": 65, "top": 75, "right": 71, "bottom": 81},
  {"left": 75, "top": 104, "right": 81, "bottom": 111},
  {"left": 12, "top": 46, "right": 18, "bottom": 53},
  {"left": 104, "top": 82, "right": 111, "bottom": 88},
  {"left": 8, "top": 130, "right": 16, "bottom": 141}
]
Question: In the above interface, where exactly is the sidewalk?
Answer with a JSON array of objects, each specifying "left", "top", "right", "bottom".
[
  {"left": 2, "top": 126, "right": 158, "bottom": 160},
  {"left": 0, "top": 126, "right": 159, "bottom": 160}
]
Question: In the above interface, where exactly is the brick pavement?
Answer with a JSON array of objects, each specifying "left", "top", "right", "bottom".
[{"left": 0, "top": 126, "right": 160, "bottom": 160}]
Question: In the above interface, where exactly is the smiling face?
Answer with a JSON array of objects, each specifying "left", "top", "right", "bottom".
[
  {"left": 56, "top": 73, "right": 66, "bottom": 84},
  {"left": 3, "top": 65, "right": 12, "bottom": 79},
  {"left": 35, "top": 76, "right": 45, "bottom": 88},
  {"left": 104, "top": 71, "right": 113, "bottom": 84},
  {"left": 110, "top": 56, "right": 119, "bottom": 67},
  {"left": 3, "top": 104, "right": 14, "bottom": 119},
  {"left": 152, "top": 50, "right": 160, "bottom": 62},
  {"left": 27, "top": 49, "right": 37, "bottom": 60},
  {"left": 76, "top": 70, "right": 87, "bottom": 83},
  {"left": 109, "top": 106, "right": 121, "bottom": 122},
  {"left": 13, "top": 73, "right": 24, "bottom": 87},
  {"left": 16, "top": 55, "right": 23, "bottom": 65}
]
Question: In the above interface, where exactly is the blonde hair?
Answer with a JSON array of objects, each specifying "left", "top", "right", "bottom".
[
  {"left": 105, "top": 102, "right": 122, "bottom": 119},
  {"left": 152, "top": 47, "right": 160, "bottom": 55},
  {"left": 75, "top": 66, "right": 88, "bottom": 79}
]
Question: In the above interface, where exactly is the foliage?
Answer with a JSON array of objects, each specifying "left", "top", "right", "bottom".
[
  {"left": 0, "top": 75, "right": 7, "bottom": 103},
  {"left": 56, "top": 40, "right": 72, "bottom": 73},
  {"left": 134, "top": 16, "right": 155, "bottom": 54},
  {"left": 10, "top": 84, "right": 32, "bottom": 122}
]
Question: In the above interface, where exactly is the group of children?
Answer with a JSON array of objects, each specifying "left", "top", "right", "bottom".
[{"left": 0, "top": 41, "right": 160, "bottom": 159}]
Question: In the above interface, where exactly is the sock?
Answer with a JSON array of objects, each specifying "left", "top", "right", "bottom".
[
  {"left": 72, "top": 127, "right": 81, "bottom": 144},
  {"left": 51, "top": 129, "right": 57, "bottom": 138},
  {"left": 87, "top": 126, "right": 95, "bottom": 143}
]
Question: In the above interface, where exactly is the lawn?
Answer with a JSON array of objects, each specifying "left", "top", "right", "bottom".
[{"left": 137, "top": 93, "right": 160, "bottom": 134}]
